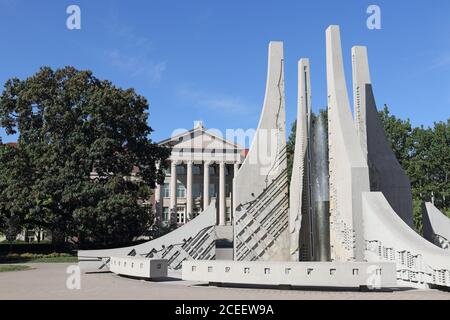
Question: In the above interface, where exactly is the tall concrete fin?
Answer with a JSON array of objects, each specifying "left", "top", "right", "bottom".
[
  {"left": 423, "top": 202, "right": 450, "bottom": 250},
  {"left": 363, "top": 193, "right": 450, "bottom": 289},
  {"left": 233, "top": 42, "right": 290, "bottom": 262},
  {"left": 352, "top": 46, "right": 414, "bottom": 227},
  {"left": 78, "top": 201, "right": 217, "bottom": 270},
  {"left": 326, "top": 26, "right": 370, "bottom": 262},
  {"left": 352, "top": 46, "right": 371, "bottom": 159},
  {"left": 290, "top": 59, "right": 312, "bottom": 261}
]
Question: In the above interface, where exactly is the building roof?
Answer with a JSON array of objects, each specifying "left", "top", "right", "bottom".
[
  {"left": 159, "top": 123, "right": 247, "bottom": 164},
  {"left": 158, "top": 124, "right": 245, "bottom": 151},
  {"left": 1, "top": 142, "right": 18, "bottom": 148}
]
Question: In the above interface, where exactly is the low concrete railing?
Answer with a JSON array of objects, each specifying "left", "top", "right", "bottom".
[
  {"left": 110, "top": 256, "right": 168, "bottom": 280},
  {"left": 182, "top": 260, "right": 397, "bottom": 289}
]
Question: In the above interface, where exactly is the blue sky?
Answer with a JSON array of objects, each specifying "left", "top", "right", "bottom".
[{"left": 0, "top": 0, "right": 449, "bottom": 144}]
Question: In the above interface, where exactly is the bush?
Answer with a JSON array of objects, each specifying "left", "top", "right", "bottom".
[
  {"left": 0, "top": 242, "right": 74, "bottom": 255},
  {"left": 0, "top": 252, "right": 76, "bottom": 264}
]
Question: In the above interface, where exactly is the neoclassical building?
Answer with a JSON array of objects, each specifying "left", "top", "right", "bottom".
[{"left": 152, "top": 122, "right": 246, "bottom": 227}]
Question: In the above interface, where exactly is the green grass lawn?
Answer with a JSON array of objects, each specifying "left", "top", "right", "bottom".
[
  {"left": 0, "top": 253, "right": 78, "bottom": 264},
  {"left": 27, "top": 256, "right": 78, "bottom": 263},
  {"left": 0, "top": 265, "right": 32, "bottom": 273}
]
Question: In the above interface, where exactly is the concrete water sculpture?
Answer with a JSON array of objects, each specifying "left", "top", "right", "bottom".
[
  {"left": 326, "top": 26, "right": 371, "bottom": 263},
  {"left": 352, "top": 46, "right": 414, "bottom": 227},
  {"left": 289, "top": 58, "right": 312, "bottom": 261},
  {"left": 78, "top": 24, "right": 450, "bottom": 291},
  {"left": 233, "top": 41, "right": 290, "bottom": 262},
  {"left": 348, "top": 30, "right": 450, "bottom": 289},
  {"left": 362, "top": 193, "right": 450, "bottom": 289},
  {"left": 423, "top": 203, "right": 450, "bottom": 250}
]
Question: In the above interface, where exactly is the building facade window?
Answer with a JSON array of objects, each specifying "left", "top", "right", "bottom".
[
  {"left": 209, "top": 183, "right": 216, "bottom": 197},
  {"left": 193, "top": 183, "right": 201, "bottom": 198},
  {"left": 162, "top": 207, "right": 169, "bottom": 223},
  {"left": 226, "top": 207, "right": 232, "bottom": 223},
  {"left": 176, "top": 165, "right": 186, "bottom": 175},
  {"left": 163, "top": 183, "right": 170, "bottom": 198},
  {"left": 177, "top": 206, "right": 186, "bottom": 224},
  {"left": 226, "top": 184, "right": 231, "bottom": 197},
  {"left": 193, "top": 165, "right": 201, "bottom": 175},
  {"left": 209, "top": 166, "right": 216, "bottom": 176},
  {"left": 192, "top": 207, "right": 200, "bottom": 219},
  {"left": 176, "top": 183, "right": 186, "bottom": 198}
]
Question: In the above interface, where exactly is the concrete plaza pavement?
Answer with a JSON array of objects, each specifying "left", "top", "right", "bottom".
[{"left": 0, "top": 263, "right": 449, "bottom": 300}]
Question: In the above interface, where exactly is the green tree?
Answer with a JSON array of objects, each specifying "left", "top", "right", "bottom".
[
  {"left": 0, "top": 143, "right": 32, "bottom": 243},
  {"left": 408, "top": 121, "right": 450, "bottom": 214},
  {"left": 379, "top": 106, "right": 450, "bottom": 231},
  {"left": 378, "top": 105, "right": 413, "bottom": 168},
  {"left": 0, "top": 67, "right": 170, "bottom": 247}
]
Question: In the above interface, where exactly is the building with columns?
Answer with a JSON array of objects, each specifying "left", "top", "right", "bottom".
[{"left": 153, "top": 122, "right": 246, "bottom": 227}]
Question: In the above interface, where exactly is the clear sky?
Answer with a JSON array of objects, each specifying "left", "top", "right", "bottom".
[{"left": 0, "top": 0, "right": 449, "bottom": 144}]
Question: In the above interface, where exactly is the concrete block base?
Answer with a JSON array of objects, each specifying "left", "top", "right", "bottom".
[
  {"left": 110, "top": 257, "right": 168, "bottom": 280},
  {"left": 182, "top": 260, "right": 397, "bottom": 290}
]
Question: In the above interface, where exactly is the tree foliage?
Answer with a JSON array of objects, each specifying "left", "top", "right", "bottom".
[
  {"left": 0, "top": 67, "right": 170, "bottom": 247},
  {"left": 379, "top": 105, "right": 450, "bottom": 231}
]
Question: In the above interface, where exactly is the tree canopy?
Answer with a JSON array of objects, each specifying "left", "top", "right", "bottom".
[
  {"left": 378, "top": 105, "right": 450, "bottom": 231},
  {"left": 0, "top": 67, "right": 170, "bottom": 246}
]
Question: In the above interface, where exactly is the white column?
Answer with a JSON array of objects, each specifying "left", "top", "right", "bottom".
[
  {"left": 219, "top": 162, "right": 226, "bottom": 226},
  {"left": 234, "top": 163, "right": 240, "bottom": 179},
  {"left": 170, "top": 161, "right": 178, "bottom": 225},
  {"left": 232, "top": 163, "right": 240, "bottom": 223},
  {"left": 203, "top": 162, "right": 210, "bottom": 210},
  {"left": 154, "top": 184, "right": 162, "bottom": 225},
  {"left": 186, "top": 161, "right": 193, "bottom": 221}
]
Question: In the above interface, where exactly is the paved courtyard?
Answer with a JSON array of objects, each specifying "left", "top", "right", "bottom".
[{"left": 0, "top": 263, "right": 449, "bottom": 300}]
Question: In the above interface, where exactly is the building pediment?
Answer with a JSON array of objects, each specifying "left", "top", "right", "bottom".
[
  {"left": 159, "top": 124, "right": 246, "bottom": 164},
  {"left": 160, "top": 126, "right": 244, "bottom": 152}
]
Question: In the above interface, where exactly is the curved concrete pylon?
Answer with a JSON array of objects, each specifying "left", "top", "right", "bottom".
[
  {"left": 363, "top": 192, "right": 450, "bottom": 289},
  {"left": 423, "top": 202, "right": 450, "bottom": 250},
  {"left": 326, "top": 26, "right": 370, "bottom": 262},
  {"left": 78, "top": 201, "right": 217, "bottom": 270},
  {"left": 352, "top": 46, "right": 414, "bottom": 227},
  {"left": 233, "top": 42, "right": 290, "bottom": 262},
  {"left": 290, "top": 59, "right": 312, "bottom": 261}
]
